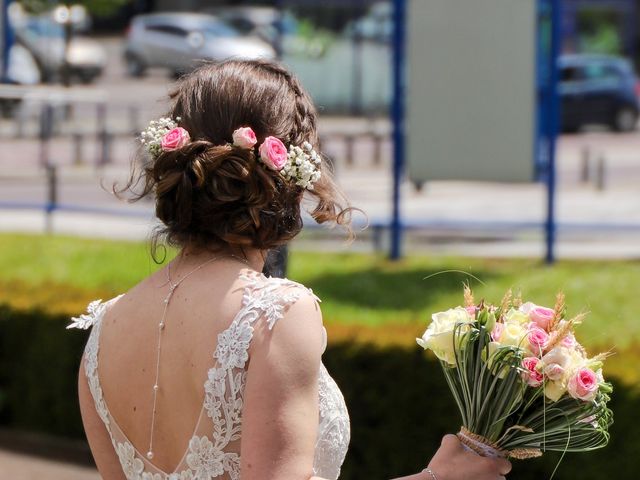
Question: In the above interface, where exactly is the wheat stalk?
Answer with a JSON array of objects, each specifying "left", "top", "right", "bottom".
[
  {"left": 546, "top": 312, "right": 586, "bottom": 352},
  {"left": 463, "top": 283, "right": 475, "bottom": 307},
  {"left": 549, "top": 292, "right": 566, "bottom": 332},
  {"left": 500, "top": 289, "right": 512, "bottom": 315}
]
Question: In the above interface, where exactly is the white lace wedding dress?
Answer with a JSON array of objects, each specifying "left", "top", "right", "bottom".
[{"left": 68, "top": 271, "right": 350, "bottom": 480}]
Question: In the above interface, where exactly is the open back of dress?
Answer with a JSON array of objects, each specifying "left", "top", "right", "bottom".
[{"left": 69, "top": 271, "right": 350, "bottom": 480}]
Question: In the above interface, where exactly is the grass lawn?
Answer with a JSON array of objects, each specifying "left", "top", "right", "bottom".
[{"left": 1, "top": 232, "right": 639, "bottom": 383}]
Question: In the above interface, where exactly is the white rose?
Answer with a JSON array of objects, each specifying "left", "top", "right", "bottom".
[
  {"left": 417, "top": 307, "right": 473, "bottom": 365},
  {"left": 505, "top": 307, "right": 530, "bottom": 325},
  {"left": 545, "top": 379, "right": 567, "bottom": 402},
  {"left": 498, "top": 321, "right": 527, "bottom": 348},
  {"left": 541, "top": 346, "right": 571, "bottom": 381}
]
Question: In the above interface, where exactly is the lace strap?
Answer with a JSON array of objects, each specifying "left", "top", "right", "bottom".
[
  {"left": 67, "top": 295, "right": 124, "bottom": 330},
  {"left": 240, "top": 272, "right": 320, "bottom": 330}
]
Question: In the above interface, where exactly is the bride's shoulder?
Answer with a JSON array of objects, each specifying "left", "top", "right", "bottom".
[
  {"left": 240, "top": 270, "right": 320, "bottom": 307},
  {"left": 241, "top": 270, "right": 325, "bottom": 350},
  {"left": 66, "top": 294, "right": 125, "bottom": 330}
]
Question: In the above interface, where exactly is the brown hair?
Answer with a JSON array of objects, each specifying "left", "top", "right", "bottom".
[{"left": 118, "top": 59, "right": 352, "bottom": 257}]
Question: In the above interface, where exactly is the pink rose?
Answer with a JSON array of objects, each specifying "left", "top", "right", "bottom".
[
  {"left": 465, "top": 306, "right": 477, "bottom": 318},
  {"left": 561, "top": 333, "right": 577, "bottom": 349},
  {"left": 527, "top": 326, "right": 549, "bottom": 354},
  {"left": 544, "top": 363, "right": 565, "bottom": 381},
  {"left": 529, "top": 306, "right": 555, "bottom": 331},
  {"left": 522, "top": 357, "right": 544, "bottom": 387},
  {"left": 491, "top": 322, "right": 504, "bottom": 342},
  {"left": 259, "top": 136, "right": 288, "bottom": 170},
  {"left": 567, "top": 368, "right": 599, "bottom": 402},
  {"left": 161, "top": 127, "right": 190, "bottom": 151},
  {"left": 232, "top": 126, "right": 257, "bottom": 149}
]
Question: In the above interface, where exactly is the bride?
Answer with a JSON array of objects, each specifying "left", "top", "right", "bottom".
[{"left": 69, "top": 59, "right": 511, "bottom": 480}]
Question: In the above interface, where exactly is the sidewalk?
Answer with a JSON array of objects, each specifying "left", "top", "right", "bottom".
[{"left": 0, "top": 448, "right": 99, "bottom": 480}]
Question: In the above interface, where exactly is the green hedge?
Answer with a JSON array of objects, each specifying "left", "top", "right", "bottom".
[{"left": 0, "top": 305, "right": 638, "bottom": 479}]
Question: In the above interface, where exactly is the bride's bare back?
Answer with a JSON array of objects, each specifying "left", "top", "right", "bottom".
[
  {"left": 82, "top": 261, "right": 247, "bottom": 474},
  {"left": 76, "top": 256, "right": 348, "bottom": 480}
]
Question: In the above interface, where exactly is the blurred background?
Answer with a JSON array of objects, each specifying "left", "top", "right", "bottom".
[{"left": 0, "top": 0, "right": 639, "bottom": 479}]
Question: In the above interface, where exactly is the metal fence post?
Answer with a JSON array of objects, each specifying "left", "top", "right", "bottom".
[
  {"left": 72, "top": 132, "right": 83, "bottom": 165},
  {"left": 45, "top": 163, "right": 57, "bottom": 234},
  {"left": 39, "top": 103, "right": 54, "bottom": 168},
  {"left": 96, "top": 103, "right": 111, "bottom": 167}
]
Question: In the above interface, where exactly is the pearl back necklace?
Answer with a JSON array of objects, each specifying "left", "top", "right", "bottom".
[{"left": 146, "top": 254, "right": 250, "bottom": 461}]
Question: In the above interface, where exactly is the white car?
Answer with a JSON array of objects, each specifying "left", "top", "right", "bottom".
[
  {"left": 13, "top": 16, "right": 106, "bottom": 84},
  {"left": 124, "top": 13, "right": 276, "bottom": 77}
]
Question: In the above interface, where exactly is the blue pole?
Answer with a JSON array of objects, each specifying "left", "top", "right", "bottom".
[
  {"left": 390, "top": 0, "right": 407, "bottom": 261},
  {"left": 544, "top": 0, "right": 561, "bottom": 264}
]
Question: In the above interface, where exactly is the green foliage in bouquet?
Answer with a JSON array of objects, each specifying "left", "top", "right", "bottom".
[{"left": 418, "top": 287, "right": 613, "bottom": 462}]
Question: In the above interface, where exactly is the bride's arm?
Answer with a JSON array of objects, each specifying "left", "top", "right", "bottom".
[{"left": 240, "top": 293, "right": 326, "bottom": 480}]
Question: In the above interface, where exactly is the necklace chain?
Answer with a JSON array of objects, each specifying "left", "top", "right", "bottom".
[{"left": 146, "top": 253, "right": 250, "bottom": 461}]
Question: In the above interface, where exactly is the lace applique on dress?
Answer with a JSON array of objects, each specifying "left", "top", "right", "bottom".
[{"left": 69, "top": 272, "right": 350, "bottom": 480}]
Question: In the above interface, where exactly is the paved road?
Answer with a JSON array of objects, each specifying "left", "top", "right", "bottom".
[
  {"left": 0, "top": 448, "right": 99, "bottom": 480},
  {"left": 1, "top": 37, "right": 640, "bottom": 258}
]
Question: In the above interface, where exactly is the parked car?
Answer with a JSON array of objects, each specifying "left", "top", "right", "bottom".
[
  {"left": 124, "top": 13, "right": 276, "bottom": 77},
  {"left": 202, "top": 6, "right": 298, "bottom": 50},
  {"left": 11, "top": 16, "right": 106, "bottom": 84},
  {"left": 559, "top": 54, "right": 640, "bottom": 132}
]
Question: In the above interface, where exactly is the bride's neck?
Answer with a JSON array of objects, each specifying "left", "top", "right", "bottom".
[{"left": 178, "top": 245, "right": 266, "bottom": 273}]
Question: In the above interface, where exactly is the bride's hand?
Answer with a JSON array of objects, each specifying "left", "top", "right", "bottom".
[{"left": 426, "top": 434, "right": 512, "bottom": 480}]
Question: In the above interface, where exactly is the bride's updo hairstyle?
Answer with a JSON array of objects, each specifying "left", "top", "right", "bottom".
[{"left": 120, "top": 59, "right": 352, "bottom": 256}]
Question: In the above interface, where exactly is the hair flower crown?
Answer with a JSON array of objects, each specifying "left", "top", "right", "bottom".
[{"left": 140, "top": 119, "right": 321, "bottom": 190}]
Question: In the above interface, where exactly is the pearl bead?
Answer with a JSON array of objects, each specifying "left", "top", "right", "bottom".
[
  {"left": 159, "top": 322, "right": 165, "bottom": 330},
  {"left": 146, "top": 450, "right": 154, "bottom": 460},
  {"left": 153, "top": 384, "right": 159, "bottom": 391}
]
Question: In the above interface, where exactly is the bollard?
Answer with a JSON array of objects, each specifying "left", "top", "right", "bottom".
[
  {"left": 45, "top": 164, "right": 58, "bottom": 234},
  {"left": 39, "top": 104, "right": 55, "bottom": 168},
  {"left": 580, "top": 145, "right": 591, "bottom": 183},
  {"left": 344, "top": 135, "right": 356, "bottom": 166},
  {"left": 595, "top": 155, "right": 606, "bottom": 191},
  {"left": 372, "top": 133, "right": 383, "bottom": 166},
  {"left": 72, "top": 132, "right": 84, "bottom": 165},
  {"left": 96, "top": 103, "right": 108, "bottom": 167},
  {"left": 263, "top": 245, "right": 288, "bottom": 278},
  {"left": 98, "top": 132, "right": 113, "bottom": 167},
  {"left": 372, "top": 225, "right": 384, "bottom": 252},
  {"left": 129, "top": 105, "right": 141, "bottom": 135}
]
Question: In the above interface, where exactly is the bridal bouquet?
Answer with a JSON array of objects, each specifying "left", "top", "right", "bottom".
[{"left": 417, "top": 288, "right": 613, "bottom": 460}]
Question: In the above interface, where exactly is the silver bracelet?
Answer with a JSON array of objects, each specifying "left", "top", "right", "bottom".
[{"left": 422, "top": 468, "right": 438, "bottom": 480}]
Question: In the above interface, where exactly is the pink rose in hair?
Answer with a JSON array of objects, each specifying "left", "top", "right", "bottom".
[
  {"left": 259, "top": 136, "right": 288, "bottom": 170},
  {"left": 527, "top": 326, "right": 549, "bottom": 354},
  {"left": 232, "top": 126, "right": 257, "bottom": 149},
  {"left": 529, "top": 306, "right": 555, "bottom": 331},
  {"left": 522, "top": 357, "right": 544, "bottom": 387},
  {"left": 567, "top": 368, "right": 599, "bottom": 402},
  {"left": 161, "top": 127, "right": 191, "bottom": 151}
]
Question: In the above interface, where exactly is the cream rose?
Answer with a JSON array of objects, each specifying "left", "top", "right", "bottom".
[
  {"left": 497, "top": 321, "right": 528, "bottom": 348},
  {"left": 544, "top": 379, "right": 567, "bottom": 402},
  {"left": 416, "top": 307, "right": 473, "bottom": 365},
  {"left": 504, "top": 308, "right": 530, "bottom": 325}
]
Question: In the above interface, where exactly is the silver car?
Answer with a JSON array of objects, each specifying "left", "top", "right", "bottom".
[
  {"left": 124, "top": 13, "right": 276, "bottom": 77},
  {"left": 12, "top": 16, "right": 106, "bottom": 84}
]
